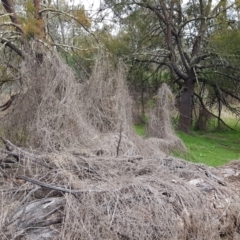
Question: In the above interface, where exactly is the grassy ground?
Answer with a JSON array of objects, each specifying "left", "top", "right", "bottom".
[
  {"left": 134, "top": 118, "right": 240, "bottom": 167},
  {"left": 134, "top": 123, "right": 146, "bottom": 137},
  {"left": 175, "top": 131, "right": 240, "bottom": 166}
]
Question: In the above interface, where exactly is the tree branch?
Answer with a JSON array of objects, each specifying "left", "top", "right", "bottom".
[
  {"left": 0, "top": 38, "right": 24, "bottom": 57},
  {"left": 16, "top": 175, "right": 109, "bottom": 195},
  {"left": 194, "top": 92, "right": 236, "bottom": 131},
  {"left": 1, "top": 0, "right": 21, "bottom": 32},
  {"left": 40, "top": 8, "right": 99, "bottom": 44}
]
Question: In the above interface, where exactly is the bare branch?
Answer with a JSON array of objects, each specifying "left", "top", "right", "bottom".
[
  {"left": 116, "top": 121, "right": 123, "bottom": 157},
  {"left": 0, "top": 22, "right": 23, "bottom": 33},
  {"left": 0, "top": 137, "right": 53, "bottom": 169},
  {"left": 16, "top": 175, "right": 109, "bottom": 194},
  {"left": 194, "top": 92, "right": 236, "bottom": 131},
  {"left": 40, "top": 8, "right": 99, "bottom": 43},
  {"left": 0, "top": 38, "right": 23, "bottom": 57}
]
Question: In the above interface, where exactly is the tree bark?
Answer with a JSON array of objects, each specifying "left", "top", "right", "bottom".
[
  {"left": 33, "top": 0, "right": 45, "bottom": 40},
  {"left": 178, "top": 79, "right": 195, "bottom": 133},
  {"left": 1, "top": 0, "right": 20, "bottom": 27}
]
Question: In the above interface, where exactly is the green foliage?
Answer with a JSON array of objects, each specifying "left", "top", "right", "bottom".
[
  {"left": 21, "top": 18, "right": 42, "bottom": 39},
  {"left": 59, "top": 49, "right": 95, "bottom": 80},
  {"left": 18, "top": 0, "right": 43, "bottom": 39},
  {"left": 96, "top": 26, "right": 131, "bottom": 56},
  {"left": 25, "top": 0, "right": 36, "bottom": 15},
  {"left": 210, "top": 29, "right": 240, "bottom": 57}
]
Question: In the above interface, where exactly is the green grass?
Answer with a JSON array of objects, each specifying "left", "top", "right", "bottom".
[
  {"left": 175, "top": 131, "right": 240, "bottom": 166},
  {"left": 134, "top": 119, "right": 240, "bottom": 167},
  {"left": 134, "top": 123, "right": 146, "bottom": 137}
]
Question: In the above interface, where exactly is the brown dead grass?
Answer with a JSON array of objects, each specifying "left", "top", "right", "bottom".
[
  {"left": 1, "top": 41, "right": 240, "bottom": 240},
  {"left": 1, "top": 149, "right": 240, "bottom": 239},
  {"left": 146, "top": 83, "right": 186, "bottom": 154}
]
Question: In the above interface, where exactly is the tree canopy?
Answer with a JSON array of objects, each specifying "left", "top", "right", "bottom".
[{"left": 101, "top": 0, "right": 240, "bottom": 132}]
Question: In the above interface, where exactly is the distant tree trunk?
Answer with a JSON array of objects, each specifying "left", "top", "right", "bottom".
[
  {"left": 178, "top": 79, "right": 195, "bottom": 133},
  {"left": 195, "top": 107, "right": 211, "bottom": 131}
]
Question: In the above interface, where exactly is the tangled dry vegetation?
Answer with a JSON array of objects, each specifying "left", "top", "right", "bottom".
[
  {"left": 1, "top": 42, "right": 240, "bottom": 239},
  {"left": 146, "top": 84, "right": 187, "bottom": 154}
]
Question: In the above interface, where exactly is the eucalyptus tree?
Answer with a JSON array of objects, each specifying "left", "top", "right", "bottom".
[{"left": 102, "top": 0, "right": 240, "bottom": 132}]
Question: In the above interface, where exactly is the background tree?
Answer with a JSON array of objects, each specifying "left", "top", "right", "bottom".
[
  {"left": 95, "top": 8, "right": 168, "bottom": 122},
  {"left": 102, "top": 0, "right": 240, "bottom": 132}
]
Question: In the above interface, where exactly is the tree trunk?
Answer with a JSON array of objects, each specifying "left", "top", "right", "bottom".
[
  {"left": 1, "top": 0, "right": 20, "bottom": 26},
  {"left": 178, "top": 79, "right": 195, "bottom": 133}
]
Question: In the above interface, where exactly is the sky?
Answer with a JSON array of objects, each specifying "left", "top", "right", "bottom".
[
  {"left": 80, "top": 0, "right": 101, "bottom": 11},
  {"left": 79, "top": 0, "right": 116, "bottom": 31}
]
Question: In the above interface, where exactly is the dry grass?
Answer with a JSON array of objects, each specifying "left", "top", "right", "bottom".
[
  {"left": 146, "top": 84, "right": 186, "bottom": 154},
  {"left": 1, "top": 149, "right": 240, "bottom": 239},
  {"left": 1, "top": 45, "right": 96, "bottom": 151},
  {"left": 1, "top": 41, "right": 240, "bottom": 239},
  {"left": 81, "top": 52, "right": 132, "bottom": 134},
  {"left": 0, "top": 45, "right": 173, "bottom": 157}
]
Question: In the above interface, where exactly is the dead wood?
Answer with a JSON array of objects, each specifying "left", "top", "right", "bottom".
[
  {"left": 116, "top": 121, "right": 123, "bottom": 157},
  {"left": 0, "top": 138, "right": 53, "bottom": 169},
  {"left": 3, "top": 197, "right": 65, "bottom": 240},
  {"left": 16, "top": 175, "right": 109, "bottom": 195}
]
